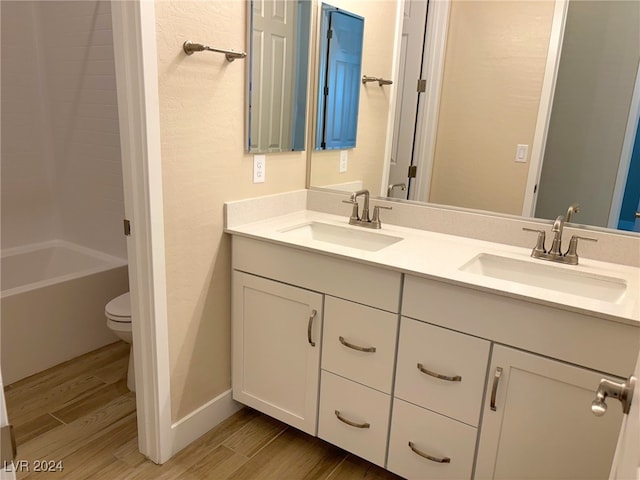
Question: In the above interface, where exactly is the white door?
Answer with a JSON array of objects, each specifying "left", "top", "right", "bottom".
[
  {"left": 388, "top": 0, "right": 428, "bottom": 198},
  {"left": 251, "top": 0, "right": 296, "bottom": 152},
  {"left": 0, "top": 369, "right": 16, "bottom": 480},
  {"left": 609, "top": 346, "right": 640, "bottom": 479}
]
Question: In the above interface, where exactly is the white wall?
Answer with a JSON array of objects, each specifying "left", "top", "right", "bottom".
[
  {"left": 1, "top": 1, "right": 126, "bottom": 259},
  {"left": 1, "top": 1, "right": 61, "bottom": 248}
]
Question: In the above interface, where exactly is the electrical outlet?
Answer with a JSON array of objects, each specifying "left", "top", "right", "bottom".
[
  {"left": 515, "top": 144, "right": 528, "bottom": 163},
  {"left": 339, "top": 150, "right": 348, "bottom": 173},
  {"left": 253, "top": 155, "right": 265, "bottom": 183}
]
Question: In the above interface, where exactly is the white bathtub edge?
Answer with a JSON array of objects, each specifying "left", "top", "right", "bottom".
[
  {"left": 1, "top": 240, "right": 128, "bottom": 298},
  {"left": 1, "top": 239, "right": 127, "bottom": 265}
]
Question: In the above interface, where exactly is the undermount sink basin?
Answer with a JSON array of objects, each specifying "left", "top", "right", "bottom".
[
  {"left": 278, "top": 221, "right": 402, "bottom": 252},
  {"left": 459, "top": 253, "right": 627, "bottom": 303}
]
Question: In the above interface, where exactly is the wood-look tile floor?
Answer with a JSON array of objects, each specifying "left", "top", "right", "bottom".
[{"left": 5, "top": 342, "right": 403, "bottom": 479}]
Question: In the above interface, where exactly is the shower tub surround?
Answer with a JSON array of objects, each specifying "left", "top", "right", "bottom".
[{"left": 1, "top": 240, "right": 129, "bottom": 384}]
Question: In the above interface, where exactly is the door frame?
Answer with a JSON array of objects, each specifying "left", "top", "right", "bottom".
[
  {"left": 111, "top": 0, "right": 173, "bottom": 464},
  {"left": 411, "top": 0, "right": 451, "bottom": 203},
  {"left": 520, "top": 0, "right": 569, "bottom": 217},
  {"left": 608, "top": 61, "right": 640, "bottom": 229}
]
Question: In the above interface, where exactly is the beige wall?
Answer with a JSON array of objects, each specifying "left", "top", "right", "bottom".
[
  {"left": 429, "top": 0, "right": 555, "bottom": 215},
  {"left": 154, "top": 1, "right": 307, "bottom": 421},
  {"left": 308, "top": 0, "right": 397, "bottom": 194}
]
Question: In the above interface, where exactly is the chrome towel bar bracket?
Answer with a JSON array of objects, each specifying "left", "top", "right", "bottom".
[
  {"left": 362, "top": 75, "right": 393, "bottom": 86},
  {"left": 182, "top": 40, "right": 247, "bottom": 62}
]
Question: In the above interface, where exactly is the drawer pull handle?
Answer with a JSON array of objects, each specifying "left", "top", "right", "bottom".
[
  {"left": 408, "top": 441, "right": 451, "bottom": 464},
  {"left": 490, "top": 367, "right": 503, "bottom": 411},
  {"left": 339, "top": 336, "right": 376, "bottom": 353},
  {"left": 417, "top": 363, "right": 461, "bottom": 382},
  {"left": 307, "top": 310, "right": 317, "bottom": 347},
  {"left": 334, "top": 410, "right": 370, "bottom": 429}
]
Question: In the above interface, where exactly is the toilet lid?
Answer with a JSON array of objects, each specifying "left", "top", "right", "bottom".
[{"left": 105, "top": 292, "right": 131, "bottom": 321}]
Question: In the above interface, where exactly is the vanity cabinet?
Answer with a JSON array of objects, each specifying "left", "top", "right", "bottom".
[
  {"left": 231, "top": 271, "right": 323, "bottom": 435},
  {"left": 476, "top": 345, "right": 624, "bottom": 479},
  {"left": 230, "top": 234, "right": 639, "bottom": 479}
]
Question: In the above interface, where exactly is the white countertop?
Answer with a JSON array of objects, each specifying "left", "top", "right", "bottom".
[{"left": 225, "top": 210, "right": 640, "bottom": 325}]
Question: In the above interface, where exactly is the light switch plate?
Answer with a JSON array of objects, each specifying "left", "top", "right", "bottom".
[
  {"left": 339, "top": 150, "right": 348, "bottom": 173},
  {"left": 253, "top": 155, "right": 265, "bottom": 183},
  {"left": 515, "top": 144, "right": 528, "bottom": 163}
]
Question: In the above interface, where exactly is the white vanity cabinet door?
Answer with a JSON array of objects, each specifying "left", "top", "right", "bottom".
[
  {"left": 322, "top": 296, "right": 398, "bottom": 393},
  {"left": 318, "top": 371, "right": 391, "bottom": 467},
  {"left": 387, "top": 398, "right": 477, "bottom": 480},
  {"left": 475, "top": 345, "right": 624, "bottom": 480},
  {"left": 232, "top": 271, "right": 323, "bottom": 435},
  {"left": 395, "top": 318, "right": 489, "bottom": 426}
]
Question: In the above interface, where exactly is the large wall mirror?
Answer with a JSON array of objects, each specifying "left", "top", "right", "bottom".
[
  {"left": 308, "top": 0, "right": 640, "bottom": 235},
  {"left": 247, "top": 0, "right": 312, "bottom": 153}
]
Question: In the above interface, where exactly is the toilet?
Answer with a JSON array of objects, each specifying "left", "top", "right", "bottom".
[{"left": 105, "top": 292, "right": 135, "bottom": 391}]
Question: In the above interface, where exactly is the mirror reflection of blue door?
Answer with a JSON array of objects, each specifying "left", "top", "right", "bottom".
[
  {"left": 317, "top": 5, "right": 364, "bottom": 150},
  {"left": 618, "top": 115, "right": 640, "bottom": 232}
]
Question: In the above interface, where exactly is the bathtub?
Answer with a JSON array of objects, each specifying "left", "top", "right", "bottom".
[{"left": 1, "top": 240, "right": 129, "bottom": 385}]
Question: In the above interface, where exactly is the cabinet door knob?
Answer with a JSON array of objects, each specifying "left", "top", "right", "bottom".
[
  {"left": 307, "top": 310, "right": 317, "bottom": 347},
  {"left": 416, "top": 363, "right": 461, "bottom": 382},
  {"left": 408, "top": 441, "right": 451, "bottom": 464},
  {"left": 339, "top": 336, "right": 376, "bottom": 353},
  {"left": 334, "top": 410, "right": 370, "bottom": 429},
  {"left": 490, "top": 367, "right": 503, "bottom": 411},
  {"left": 591, "top": 376, "right": 636, "bottom": 416}
]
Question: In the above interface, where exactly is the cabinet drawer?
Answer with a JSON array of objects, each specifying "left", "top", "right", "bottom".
[
  {"left": 322, "top": 296, "right": 398, "bottom": 393},
  {"left": 388, "top": 398, "right": 477, "bottom": 480},
  {"left": 318, "top": 371, "right": 391, "bottom": 467},
  {"left": 395, "top": 318, "right": 489, "bottom": 426}
]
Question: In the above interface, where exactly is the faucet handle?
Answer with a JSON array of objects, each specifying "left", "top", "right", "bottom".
[
  {"left": 370, "top": 205, "right": 392, "bottom": 229},
  {"left": 342, "top": 198, "right": 359, "bottom": 222},
  {"left": 522, "top": 228, "right": 547, "bottom": 255},
  {"left": 564, "top": 235, "right": 597, "bottom": 264}
]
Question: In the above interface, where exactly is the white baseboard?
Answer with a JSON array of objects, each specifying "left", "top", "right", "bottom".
[{"left": 170, "top": 389, "right": 242, "bottom": 455}]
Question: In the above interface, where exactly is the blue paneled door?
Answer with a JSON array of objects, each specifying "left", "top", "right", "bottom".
[
  {"left": 618, "top": 115, "right": 640, "bottom": 232},
  {"left": 320, "top": 10, "right": 364, "bottom": 150}
]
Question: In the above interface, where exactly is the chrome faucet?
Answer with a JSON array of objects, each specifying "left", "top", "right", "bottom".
[
  {"left": 548, "top": 215, "right": 565, "bottom": 256},
  {"left": 566, "top": 203, "right": 580, "bottom": 223},
  {"left": 342, "top": 190, "right": 391, "bottom": 229},
  {"left": 387, "top": 183, "right": 406, "bottom": 197},
  {"left": 523, "top": 204, "right": 596, "bottom": 265}
]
